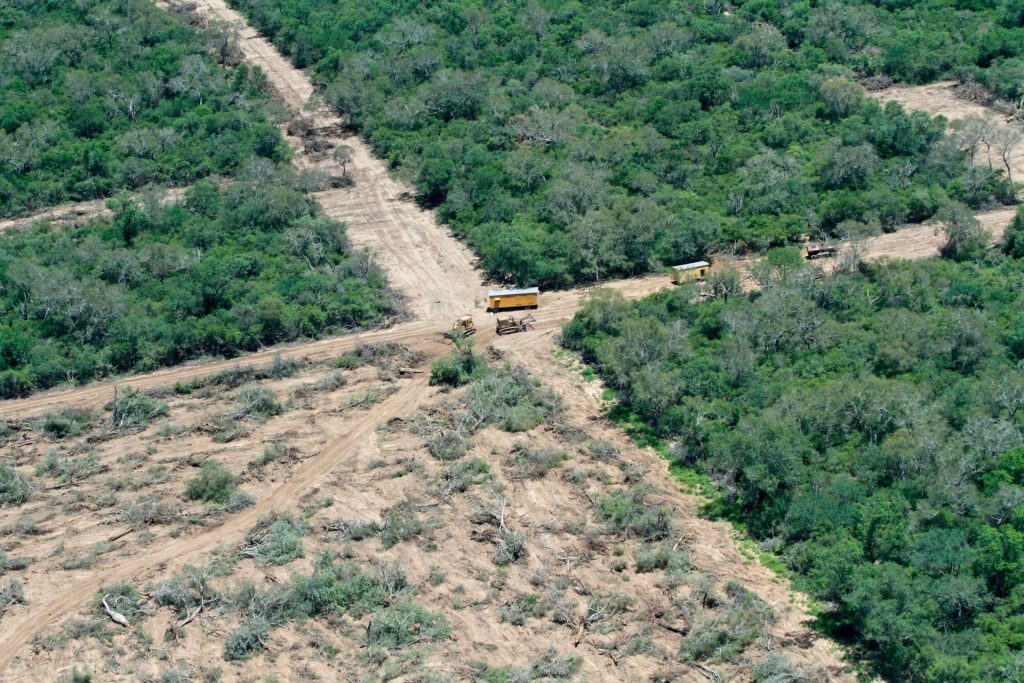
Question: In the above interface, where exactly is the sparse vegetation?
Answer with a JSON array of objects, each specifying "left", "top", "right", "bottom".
[
  {"left": 633, "top": 544, "right": 690, "bottom": 574},
  {"left": 507, "top": 444, "right": 566, "bottom": 480},
  {"left": 679, "top": 582, "right": 776, "bottom": 664},
  {"left": 241, "top": 515, "right": 306, "bottom": 565},
  {"left": 596, "top": 487, "right": 672, "bottom": 541}
]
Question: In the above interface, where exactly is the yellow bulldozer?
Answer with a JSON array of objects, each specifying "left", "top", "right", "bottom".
[
  {"left": 445, "top": 315, "right": 477, "bottom": 340},
  {"left": 495, "top": 313, "right": 535, "bottom": 335}
]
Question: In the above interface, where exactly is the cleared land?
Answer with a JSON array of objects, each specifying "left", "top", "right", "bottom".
[{"left": 0, "top": 2, "right": 852, "bottom": 681}]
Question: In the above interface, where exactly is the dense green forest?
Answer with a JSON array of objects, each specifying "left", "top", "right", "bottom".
[
  {"left": 562, "top": 233, "right": 1024, "bottom": 680},
  {"left": 229, "top": 0, "right": 1019, "bottom": 287},
  {"left": 0, "top": 170, "right": 396, "bottom": 398},
  {"left": 0, "top": 0, "right": 285, "bottom": 217}
]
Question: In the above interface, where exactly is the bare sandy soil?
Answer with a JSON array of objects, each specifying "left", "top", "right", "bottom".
[{"left": 0, "top": 343, "right": 850, "bottom": 682}]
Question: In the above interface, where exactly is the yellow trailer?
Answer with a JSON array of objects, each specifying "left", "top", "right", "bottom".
[
  {"left": 487, "top": 287, "right": 539, "bottom": 311},
  {"left": 671, "top": 261, "right": 710, "bottom": 284}
]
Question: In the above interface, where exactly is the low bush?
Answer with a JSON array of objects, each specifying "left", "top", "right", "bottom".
[
  {"left": 587, "top": 440, "right": 620, "bottom": 461},
  {"left": 224, "top": 617, "right": 271, "bottom": 661},
  {"left": 242, "top": 515, "right": 306, "bottom": 565},
  {"left": 119, "top": 496, "right": 180, "bottom": 526},
  {"left": 184, "top": 461, "right": 237, "bottom": 505},
  {"left": 429, "top": 341, "right": 486, "bottom": 387},
  {"left": 39, "top": 410, "right": 95, "bottom": 439},
  {"left": 508, "top": 444, "right": 566, "bottom": 480},
  {"left": 678, "top": 582, "right": 776, "bottom": 663},
  {"left": 492, "top": 529, "right": 528, "bottom": 566},
  {"left": 224, "top": 490, "right": 256, "bottom": 512},
  {"left": 596, "top": 487, "right": 672, "bottom": 541},
  {"left": 366, "top": 601, "right": 450, "bottom": 649},
  {"left": 0, "top": 465, "right": 32, "bottom": 506},
  {"left": 379, "top": 501, "right": 432, "bottom": 549},
  {"left": 751, "top": 653, "right": 818, "bottom": 683},
  {"left": 36, "top": 451, "right": 102, "bottom": 485},
  {"left": 107, "top": 388, "right": 169, "bottom": 433},
  {"left": 427, "top": 431, "right": 470, "bottom": 461},
  {"left": 633, "top": 544, "right": 691, "bottom": 574},
  {"left": 439, "top": 458, "right": 491, "bottom": 497},
  {"left": 233, "top": 385, "right": 282, "bottom": 420},
  {"left": 93, "top": 581, "right": 142, "bottom": 622}
]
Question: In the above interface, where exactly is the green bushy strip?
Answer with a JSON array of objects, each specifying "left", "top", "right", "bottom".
[
  {"left": 0, "top": 178, "right": 396, "bottom": 397},
  {"left": 232, "top": 0, "right": 1013, "bottom": 288},
  {"left": 564, "top": 255, "right": 1024, "bottom": 680},
  {"left": 0, "top": 0, "right": 285, "bottom": 218}
]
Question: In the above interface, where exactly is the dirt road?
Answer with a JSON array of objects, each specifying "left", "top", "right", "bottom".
[{"left": 184, "top": 0, "right": 484, "bottom": 321}]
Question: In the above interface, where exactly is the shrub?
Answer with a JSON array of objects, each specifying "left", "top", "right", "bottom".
[
  {"left": 224, "top": 490, "right": 256, "bottom": 512},
  {"left": 366, "top": 602, "right": 449, "bottom": 648},
  {"left": 58, "top": 670, "right": 92, "bottom": 683},
  {"left": 439, "top": 458, "right": 491, "bottom": 496},
  {"left": 39, "top": 409, "right": 94, "bottom": 439},
  {"left": 492, "top": 529, "right": 528, "bottom": 566},
  {"left": 508, "top": 444, "right": 567, "bottom": 480},
  {"left": 119, "top": 496, "right": 180, "bottom": 525},
  {"left": 427, "top": 431, "right": 470, "bottom": 461},
  {"left": 633, "top": 544, "right": 691, "bottom": 574},
  {"left": 0, "top": 579, "right": 25, "bottom": 608},
  {"left": 184, "top": 461, "right": 237, "bottom": 505},
  {"left": 0, "top": 550, "right": 29, "bottom": 575},
  {"left": 249, "top": 443, "right": 287, "bottom": 470},
  {"left": 379, "top": 501, "right": 432, "bottom": 549},
  {"left": 429, "top": 340, "right": 486, "bottom": 387},
  {"left": 751, "top": 653, "right": 817, "bottom": 683},
  {"left": 291, "top": 556, "right": 403, "bottom": 618},
  {"left": 107, "top": 388, "right": 169, "bottom": 432},
  {"left": 678, "top": 582, "right": 776, "bottom": 663},
  {"left": 587, "top": 440, "right": 620, "bottom": 461},
  {"left": 242, "top": 515, "right": 306, "bottom": 565},
  {"left": 315, "top": 371, "right": 347, "bottom": 392},
  {"left": 94, "top": 581, "right": 142, "bottom": 622},
  {"left": 224, "top": 617, "right": 271, "bottom": 661},
  {"left": 35, "top": 450, "right": 102, "bottom": 485},
  {"left": 234, "top": 385, "right": 282, "bottom": 419},
  {"left": 596, "top": 487, "right": 672, "bottom": 540},
  {"left": 529, "top": 650, "right": 580, "bottom": 678},
  {"left": 0, "top": 465, "right": 32, "bottom": 506}
]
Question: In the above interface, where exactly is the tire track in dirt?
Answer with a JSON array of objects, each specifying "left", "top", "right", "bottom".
[{"left": 0, "top": 377, "right": 433, "bottom": 675}]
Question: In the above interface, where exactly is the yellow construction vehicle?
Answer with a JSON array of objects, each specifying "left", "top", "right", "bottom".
[
  {"left": 495, "top": 313, "right": 535, "bottom": 335},
  {"left": 446, "top": 315, "right": 477, "bottom": 340}
]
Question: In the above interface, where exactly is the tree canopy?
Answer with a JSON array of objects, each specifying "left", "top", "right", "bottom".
[
  {"left": 0, "top": 169, "right": 397, "bottom": 397},
  {"left": 230, "top": 0, "right": 1017, "bottom": 287},
  {"left": 563, "top": 249, "right": 1024, "bottom": 680},
  {"left": 0, "top": 0, "right": 286, "bottom": 217}
]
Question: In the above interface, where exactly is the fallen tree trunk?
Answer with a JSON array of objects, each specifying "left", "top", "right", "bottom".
[{"left": 102, "top": 595, "right": 130, "bottom": 627}]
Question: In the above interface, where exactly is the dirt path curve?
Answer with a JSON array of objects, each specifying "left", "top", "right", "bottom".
[{"left": 183, "top": 0, "right": 484, "bottom": 322}]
